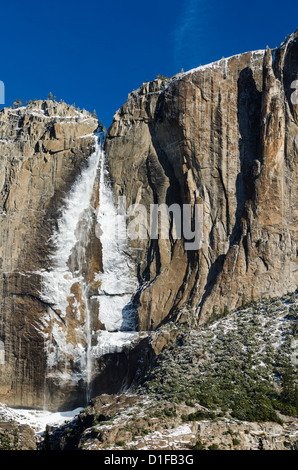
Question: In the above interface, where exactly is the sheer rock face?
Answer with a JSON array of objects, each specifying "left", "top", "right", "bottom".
[
  {"left": 105, "top": 32, "right": 298, "bottom": 329},
  {"left": 0, "top": 100, "right": 98, "bottom": 409}
]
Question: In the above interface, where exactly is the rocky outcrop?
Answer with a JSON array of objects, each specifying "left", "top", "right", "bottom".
[
  {"left": 45, "top": 393, "right": 298, "bottom": 451},
  {"left": 89, "top": 327, "right": 179, "bottom": 398},
  {"left": 43, "top": 291, "right": 298, "bottom": 451},
  {"left": 104, "top": 31, "right": 298, "bottom": 329},
  {"left": 0, "top": 100, "right": 98, "bottom": 410},
  {"left": 0, "top": 421, "right": 37, "bottom": 450}
]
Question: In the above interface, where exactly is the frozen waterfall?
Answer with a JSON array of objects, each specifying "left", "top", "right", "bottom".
[
  {"left": 95, "top": 140, "right": 138, "bottom": 333},
  {"left": 39, "top": 132, "right": 139, "bottom": 405}
]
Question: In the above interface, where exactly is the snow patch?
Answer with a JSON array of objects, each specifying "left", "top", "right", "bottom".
[{"left": 0, "top": 402, "right": 82, "bottom": 434}]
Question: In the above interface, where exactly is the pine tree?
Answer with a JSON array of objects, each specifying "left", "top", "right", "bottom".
[
  {"left": 41, "top": 429, "right": 53, "bottom": 450},
  {"left": 48, "top": 92, "right": 53, "bottom": 100},
  {"left": 13, "top": 98, "right": 22, "bottom": 108},
  {"left": 210, "top": 305, "right": 217, "bottom": 322},
  {"left": 223, "top": 305, "right": 229, "bottom": 317},
  {"left": 281, "top": 365, "right": 296, "bottom": 404}
]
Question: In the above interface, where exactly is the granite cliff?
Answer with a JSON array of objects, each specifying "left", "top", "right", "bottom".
[
  {"left": 105, "top": 31, "right": 298, "bottom": 330},
  {"left": 0, "top": 31, "right": 297, "bottom": 412}
]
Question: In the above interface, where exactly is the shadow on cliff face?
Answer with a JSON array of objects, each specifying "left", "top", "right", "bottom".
[
  {"left": 282, "top": 36, "right": 298, "bottom": 122},
  {"left": 144, "top": 93, "right": 200, "bottom": 324},
  {"left": 43, "top": 336, "right": 157, "bottom": 412},
  {"left": 199, "top": 67, "right": 262, "bottom": 312},
  {"left": 88, "top": 324, "right": 180, "bottom": 404},
  {"left": 89, "top": 336, "right": 156, "bottom": 401},
  {"left": 231, "top": 66, "right": 262, "bottom": 245}
]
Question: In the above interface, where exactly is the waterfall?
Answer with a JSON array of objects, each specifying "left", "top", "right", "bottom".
[
  {"left": 92, "top": 141, "right": 139, "bottom": 358},
  {"left": 39, "top": 133, "right": 102, "bottom": 406},
  {"left": 96, "top": 144, "right": 138, "bottom": 332},
  {"left": 39, "top": 132, "right": 138, "bottom": 407}
]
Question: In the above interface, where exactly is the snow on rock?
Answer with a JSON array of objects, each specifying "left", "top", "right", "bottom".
[{"left": 0, "top": 402, "right": 83, "bottom": 433}]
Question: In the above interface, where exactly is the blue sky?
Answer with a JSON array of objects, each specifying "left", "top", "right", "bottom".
[{"left": 0, "top": 0, "right": 297, "bottom": 127}]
